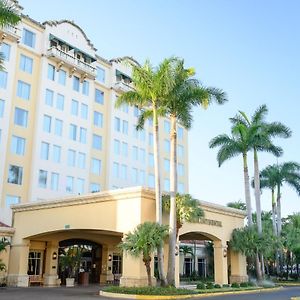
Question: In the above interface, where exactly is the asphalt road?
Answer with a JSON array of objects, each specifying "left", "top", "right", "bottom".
[{"left": 0, "top": 285, "right": 299, "bottom": 300}]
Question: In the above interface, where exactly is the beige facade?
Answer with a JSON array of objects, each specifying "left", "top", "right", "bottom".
[{"left": 4, "top": 187, "right": 247, "bottom": 287}]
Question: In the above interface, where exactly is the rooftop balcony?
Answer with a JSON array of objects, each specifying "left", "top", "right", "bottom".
[
  {"left": 46, "top": 46, "right": 96, "bottom": 79},
  {"left": 0, "top": 25, "right": 21, "bottom": 42},
  {"left": 114, "top": 80, "right": 134, "bottom": 93}
]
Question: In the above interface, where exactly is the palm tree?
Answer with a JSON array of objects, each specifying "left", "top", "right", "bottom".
[
  {"left": 0, "top": 0, "right": 20, "bottom": 69},
  {"left": 163, "top": 58, "right": 227, "bottom": 285},
  {"left": 119, "top": 222, "right": 169, "bottom": 286},
  {"left": 179, "top": 245, "right": 194, "bottom": 276},
  {"left": 0, "top": 237, "right": 10, "bottom": 271},
  {"left": 115, "top": 58, "right": 176, "bottom": 285},
  {"left": 226, "top": 200, "right": 246, "bottom": 210}
]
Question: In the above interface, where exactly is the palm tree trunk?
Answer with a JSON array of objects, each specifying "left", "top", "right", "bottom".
[
  {"left": 144, "top": 258, "right": 152, "bottom": 286},
  {"left": 153, "top": 106, "right": 167, "bottom": 286},
  {"left": 276, "top": 184, "right": 282, "bottom": 274},
  {"left": 271, "top": 189, "right": 277, "bottom": 235},
  {"left": 167, "top": 115, "right": 177, "bottom": 286},
  {"left": 255, "top": 252, "right": 263, "bottom": 282},
  {"left": 242, "top": 153, "right": 253, "bottom": 225}
]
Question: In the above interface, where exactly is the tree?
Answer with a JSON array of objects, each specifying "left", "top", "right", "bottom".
[
  {"left": 0, "top": 0, "right": 20, "bottom": 69},
  {"left": 0, "top": 237, "right": 10, "bottom": 271},
  {"left": 115, "top": 58, "right": 176, "bottom": 285},
  {"left": 163, "top": 58, "right": 227, "bottom": 285},
  {"left": 226, "top": 200, "right": 246, "bottom": 210},
  {"left": 179, "top": 245, "right": 194, "bottom": 276},
  {"left": 119, "top": 222, "right": 169, "bottom": 286}
]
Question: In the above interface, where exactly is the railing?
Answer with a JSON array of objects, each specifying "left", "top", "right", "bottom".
[
  {"left": 114, "top": 80, "right": 133, "bottom": 93},
  {"left": 1, "top": 25, "right": 21, "bottom": 38},
  {"left": 47, "top": 47, "right": 96, "bottom": 76}
]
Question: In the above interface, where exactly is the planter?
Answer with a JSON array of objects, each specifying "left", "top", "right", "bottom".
[{"left": 66, "top": 278, "right": 75, "bottom": 287}]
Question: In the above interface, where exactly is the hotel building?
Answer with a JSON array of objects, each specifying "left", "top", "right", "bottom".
[{"left": 0, "top": 2, "right": 188, "bottom": 225}]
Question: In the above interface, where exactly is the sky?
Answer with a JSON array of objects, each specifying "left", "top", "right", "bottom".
[{"left": 19, "top": 0, "right": 300, "bottom": 216}]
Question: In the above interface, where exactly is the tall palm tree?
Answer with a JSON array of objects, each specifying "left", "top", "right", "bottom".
[
  {"left": 119, "top": 222, "right": 169, "bottom": 286},
  {"left": 0, "top": 0, "right": 20, "bottom": 69},
  {"left": 115, "top": 58, "right": 176, "bottom": 285},
  {"left": 226, "top": 200, "right": 246, "bottom": 210},
  {"left": 163, "top": 59, "right": 227, "bottom": 285}
]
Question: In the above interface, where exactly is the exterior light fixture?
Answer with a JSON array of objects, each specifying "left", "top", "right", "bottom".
[
  {"left": 108, "top": 254, "right": 112, "bottom": 261},
  {"left": 223, "top": 249, "right": 227, "bottom": 258},
  {"left": 52, "top": 252, "right": 57, "bottom": 260}
]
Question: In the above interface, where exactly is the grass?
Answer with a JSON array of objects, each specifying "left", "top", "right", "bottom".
[{"left": 196, "top": 286, "right": 265, "bottom": 294}]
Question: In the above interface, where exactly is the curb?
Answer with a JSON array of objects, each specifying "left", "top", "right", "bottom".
[
  {"left": 291, "top": 298, "right": 300, "bottom": 300},
  {"left": 99, "top": 287, "right": 282, "bottom": 299},
  {"left": 278, "top": 283, "right": 300, "bottom": 286}
]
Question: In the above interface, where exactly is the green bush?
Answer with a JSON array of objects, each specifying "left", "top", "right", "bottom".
[
  {"left": 214, "top": 284, "right": 221, "bottom": 288},
  {"left": 206, "top": 282, "right": 214, "bottom": 289},
  {"left": 240, "top": 282, "right": 248, "bottom": 287},
  {"left": 247, "top": 281, "right": 256, "bottom": 287},
  {"left": 222, "top": 284, "right": 230, "bottom": 288},
  {"left": 196, "top": 282, "right": 206, "bottom": 289},
  {"left": 231, "top": 282, "right": 240, "bottom": 288}
]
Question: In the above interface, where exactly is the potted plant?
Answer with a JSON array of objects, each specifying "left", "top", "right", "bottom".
[{"left": 59, "top": 246, "right": 81, "bottom": 287}]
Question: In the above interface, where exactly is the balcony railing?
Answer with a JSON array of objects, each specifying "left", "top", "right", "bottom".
[
  {"left": 114, "top": 80, "right": 133, "bottom": 93},
  {"left": 0, "top": 25, "right": 21, "bottom": 41},
  {"left": 46, "top": 47, "right": 96, "bottom": 78}
]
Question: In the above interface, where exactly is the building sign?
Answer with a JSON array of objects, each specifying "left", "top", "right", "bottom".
[{"left": 199, "top": 218, "right": 222, "bottom": 227}]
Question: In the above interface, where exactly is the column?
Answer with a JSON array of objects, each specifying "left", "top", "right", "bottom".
[
  {"left": 229, "top": 249, "right": 248, "bottom": 283},
  {"left": 213, "top": 240, "right": 228, "bottom": 285},
  {"left": 100, "top": 245, "right": 112, "bottom": 284},
  {"left": 7, "top": 239, "right": 30, "bottom": 287},
  {"left": 43, "top": 241, "right": 60, "bottom": 286}
]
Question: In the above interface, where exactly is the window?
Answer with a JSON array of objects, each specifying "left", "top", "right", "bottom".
[
  {"left": 82, "top": 80, "right": 89, "bottom": 96},
  {"left": 96, "top": 67, "right": 105, "bottom": 83},
  {"left": 69, "top": 124, "right": 77, "bottom": 141},
  {"left": 79, "top": 127, "right": 87, "bottom": 144},
  {"left": 8, "top": 165, "right": 23, "bottom": 185},
  {"left": 178, "top": 145, "right": 184, "bottom": 158},
  {"left": 164, "top": 120, "right": 170, "bottom": 134},
  {"left": 114, "top": 117, "right": 121, "bottom": 132},
  {"left": 178, "top": 182, "right": 184, "bottom": 194},
  {"left": 47, "top": 64, "right": 55, "bottom": 81},
  {"left": 38, "top": 170, "right": 47, "bottom": 188},
  {"left": 114, "top": 139, "right": 120, "bottom": 155},
  {"left": 178, "top": 127, "right": 184, "bottom": 140},
  {"left": 81, "top": 103, "right": 88, "bottom": 119},
  {"left": 149, "top": 153, "right": 154, "bottom": 167},
  {"left": 1, "top": 43, "right": 10, "bottom": 61},
  {"left": 51, "top": 173, "right": 59, "bottom": 191},
  {"left": 90, "top": 183, "right": 100, "bottom": 193},
  {"left": 0, "top": 71, "right": 7, "bottom": 89},
  {"left": 43, "top": 115, "right": 51, "bottom": 133},
  {"left": 121, "top": 103, "right": 129, "bottom": 113},
  {"left": 120, "top": 164, "right": 127, "bottom": 180},
  {"left": 92, "top": 134, "right": 102, "bottom": 150},
  {"left": 122, "top": 142, "right": 128, "bottom": 157},
  {"left": 164, "top": 159, "right": 170, "bottom": 172},
  {"left": 66, "top": 176, "right": 74, "bottom": 192},
  {"left": 17, "top": 80, "right": 31, "bottom": 100},
  {"left": 133, "top": 106, "right": 139, "bottom": 117},
  {"left": 45, "top": 89, "right": 54, "bottom": 106},
  {"left": 67, "top": 149, "right": 76, "bottom": 167},
  {"left": 164, "top": 139, "right": 170, "bottom": 152},
  {"left": 140, "top": 170, "right": 145, "bottom": 185},
  {"left": 11, "top": 135, "right": 25, "bottom": 155},
  {"left": 112, "top": 254, "right": 122, "bottom": 274},
  {"left": 14, "top": 108, "right": 28, "bottom": 127},
  {"left": 95, "top": 89, "right": 104, "bottom": 104},
  {"left": 178, "top": 163, "right": 184, "bottom": 176},
  {"left": 53, "top": 145, "right": 61, "bottom": 163},
  {"left": 78, "top": 152, "right": 86, "bottom": 169},
  {"left": 71, "top": 99, "right": 79, "bottom": 116},
  {"left": 22, "top": 29, "right": 36, "bottom": 48},
  {"left": 148, "top": 174, "right": 155, "bottom": 188},
  {"left": 77, "top": 178, "right": 85, "bottom": 194},
  {"left": 139, "top": 148, "right": 145, "bottom": 163},
  {"left": 58, "top": 69, "right": 66, "bottom": 85},
  {"left": 91, "top": 158, "right": 101, "bottom": 175},
  {"left": 132, "top": 168, "right": 138, "bottom": 184},
  {"left": 164, "top": 178, "right": 170, "bottom": 192},
  {"left": 139, "top": 129, "right": 145, "bottom": 141},
  {"left": 122, "top": 120, "right": 128, "bottom": 135},
  {"left": 94, "top": 111, "right": 103, "bottom": 128},
  {"left": 56, "top": 94, "right": 64, "bottom": 110},
  {"left": 148, "top": 118, "right": 153, "bottom": 126},
  {"left": 28, "top": 251, "right": 42, "bottom": 276},
  {"left": 133, "top": 125, "right": 138, "bottom": 139},
  {"left": 148, "top": 133, "right": 153, "bottom": 146},
  {"left": 54, "top": 119, "right": 63, "bottom": 136},
  {"left": 0, "top": 99, "right": 4, "bottom": 117},
  {"left": 20, "top": 55, "right": 33, "bottom": 74},
  {"left": 40, "top": 142, "right": 49, "bottom": 160},
  {"left": 113, "top": 162, "right": 119, "bottom": 178},
  {"left": 73, "top": 76, "right": 80, "bottom": 91},
  {"left": 6, "top": 195, "right": 20, "bottom": 207},
  {"left": 132, "top": 146, "right": 138, "bottom": 160}
]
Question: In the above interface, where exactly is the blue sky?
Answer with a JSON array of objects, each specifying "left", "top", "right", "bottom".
[{"left": 19, "top": 0, "right": 300, "bottom": 216}]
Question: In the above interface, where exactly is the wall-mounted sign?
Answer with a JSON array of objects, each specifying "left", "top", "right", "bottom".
[{"left": 64, "top": 224, "right": 70, "bottom": 229}]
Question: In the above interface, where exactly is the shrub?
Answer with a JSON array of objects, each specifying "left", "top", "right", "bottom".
[
  {"left": 248, "top": 281, "right": 256, "bottom": 287},
  {"left": 214, "top": 284, "right": 221, "bottom": 288},
  {"left": 231, "top": 282, "right": 240, "bottom": 288},
  {"left": 196, "top": 282, "right": 206, "bottom": 290},
  {"left": 222, "top": 284, "right": 230, "bottom": 288},
  {"left": 206, "top": 282, "right": 214, "bottom": 289},
  {"left": 240, "top": 282, "right": 248, "bottom": 287}
]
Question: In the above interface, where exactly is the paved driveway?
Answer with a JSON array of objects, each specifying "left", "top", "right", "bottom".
[{"left": 0, "top": 285, "right": 299, "bottom": 300}]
